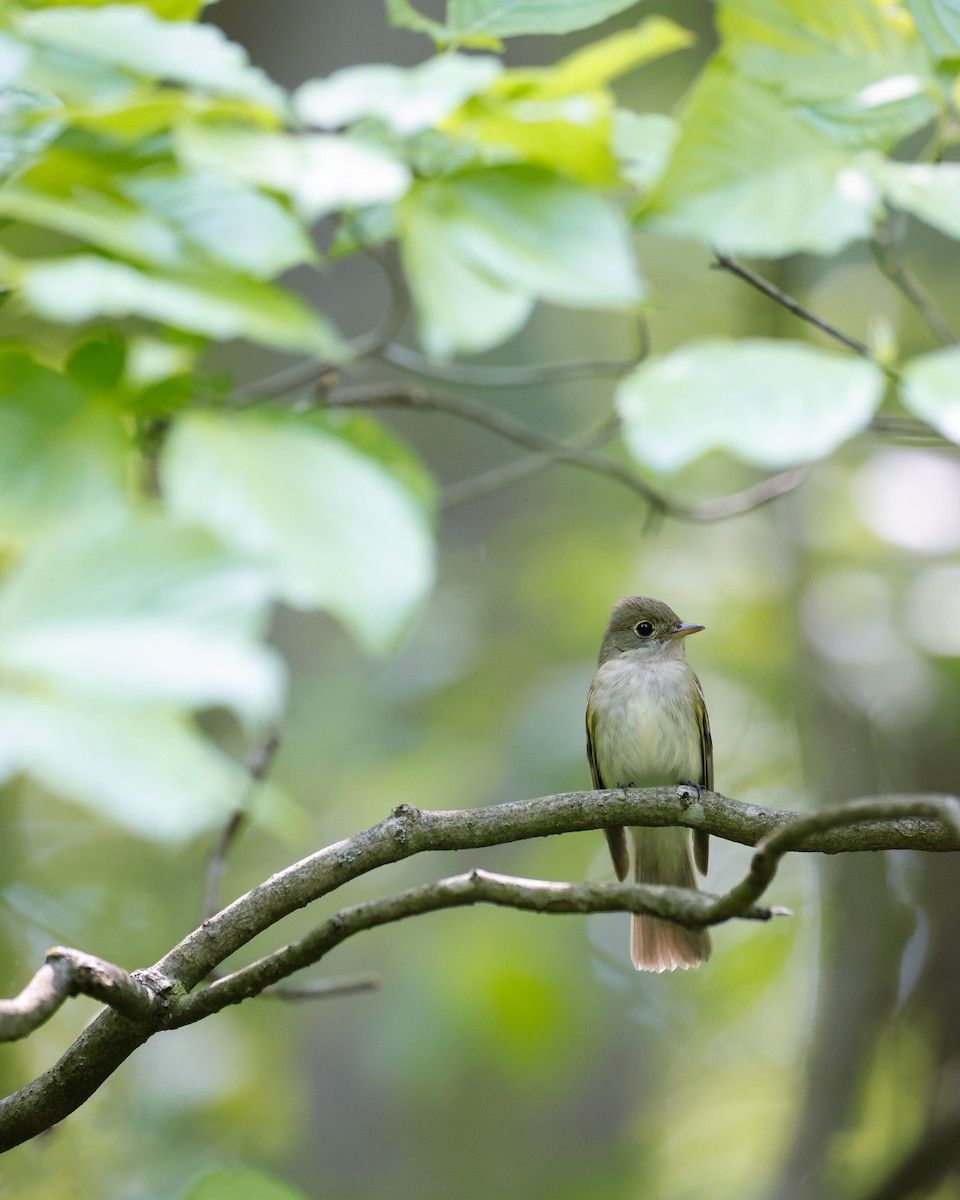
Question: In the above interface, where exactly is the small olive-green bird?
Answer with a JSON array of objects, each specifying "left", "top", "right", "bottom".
[{"left": 586, "top": 596, "right": 712, "bottom": 972}]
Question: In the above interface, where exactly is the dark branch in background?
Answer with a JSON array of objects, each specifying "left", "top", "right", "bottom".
[
  {"left": 201, "top": 730, "right": 282, "bottom": 921},
  {"left": 870, "top": 230, "right": 958, "bottom": 346},
  {"left": 711, "top": 254, "right": 881, "bottom": 362},
  {"left": 0, "top": 787, "right": 958, "bottom": 1151},
  {"left": 318, "top": 382, "right": 812, "bottom": 522}
]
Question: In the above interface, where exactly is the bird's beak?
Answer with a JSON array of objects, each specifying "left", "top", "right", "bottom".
[{"left": 668, "top": 623, "right": 705, "bottom": 639}]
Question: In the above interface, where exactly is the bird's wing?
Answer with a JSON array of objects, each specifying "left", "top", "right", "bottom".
[
  {"left": 587, "top": 683, "right": 630, "bottom": 881},
  {"left": 693, "top": 674, "right": 712, "bottom": 875}
]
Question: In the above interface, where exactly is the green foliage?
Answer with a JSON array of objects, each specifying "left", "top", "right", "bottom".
[
  {"left": 182, "top": 1167, "right": 311, "bottom": 1200},
  {"left": 615, "top": 340, "right": 885, "bottom": 471},
  {"left": 901, "top": 346, "right": 960, "bottom": 440},
  {"left": 161, "top": 411, "right": 437, "bottom": 654}
]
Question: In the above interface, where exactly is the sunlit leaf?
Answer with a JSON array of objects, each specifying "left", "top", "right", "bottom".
[
  {"left": 16, "top": 255, "right": 349, "bottom": 359},
  {"left": 13, "top": 6, "right": 284, "bottom": 110},
  {"left": 398, "top": 165, "right": 643, "bottom": 358},
  {"left": 612, "top": 110, "right": 678, "bottom": 191},
  {"left": 616, "top": 339, "right": 884, "bottom": 471},
  {"left": 644, "top": 64, "right": 880, "bottom": 256},
  {"left": 384, "top": 0, "right": 502, "bottom": 48},
  {"left": 900, "top": 346, "right": 960, "bottom": 442},
  {"left": 0, "top": 515, "right": 284, "bottom": 721},
  {"left": 0, "top": 351, "right": 127, "bottom": 538},
  {"left": 26, "top": 0, "right": 207, "bottom": 17},
  {"left": 176, "top": 124, "right": 411, "bottom": 222},
  {"left": 445, "top": 0, "right": 646, "bottom": 37},
  {"left": 182, "top": 1167, "right": 311, "bottom": 1200},
  {"left": 868, "top": 157, "right": 960, "bottom": 240},
  {"left": 719, "top": 0, "right": 939, "bottom": 148},
  {"left": 906, "top": 0, "right": 960, "bottom": 60},
  {"left": 0, "top": 691, "right": 245, "bottom": 839},
  {"left": 161, "top": 411, "right": 437, "bottom": 653},
  {"left": 122, "top": 169, "right": 315, "bottom": 278},
  {"left": 295, "top": 54, "right": 502, "bottom": 135}
]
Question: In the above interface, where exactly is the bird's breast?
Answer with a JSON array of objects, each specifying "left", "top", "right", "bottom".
[{"left": 590, "top": 655, "right": 702, "bottom": 788}]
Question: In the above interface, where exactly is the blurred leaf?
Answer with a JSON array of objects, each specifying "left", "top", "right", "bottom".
[
  {"left": 121, "top": 169, "right": 315, "bottom": 278},
  {"left": 384, "top": 0, "right": 502, "bottom": 48},
  {"left": 0, "top": 85, "right": 64, "bottom": 181},
  {"left": 445, "top": 0, "right": 647, "bottom": 37},
  {"left": 0, "top": 178, "right": 183, "bottom": 265},
  {"left": 536, "top": 18, "right": 692, "bottom": 95},
  {"left": 176, "top": 124, "right": 411, "bottom": 222},
  {"left": 65, "top": 333, "right": 127, "bottom": 391},
  {"left": 900, "top": 345, "right": 960, "bottom": 442},
  {"left": 645, "top": 64, "right": 880, "bottom": 256},
  {"left": 442, "top": 22, "right": 689, "bottom": 185},
  {"left": 616, "top": 339, "right": 885, "bottom": 471},
  {"left": 0, "top": 690, "right": 244, "bottom": 839},
  {"left": 161, "top": 411, "right": 437, "bottom": 653},
  {"left": 0, "top": 350, "right": 127, "bottom": 539},
  {"left": 0, "top": 515, "right": 284, "bottom": 720},
  {"left": 612, "top": 110, "right": 677, "bottom": 191},
  {"left": 16, "top": 255, "right": 349, "bottom": 359},
  {"left": 398, "top": 165, "right": 643, "bottom": 358},
  {"left": 328, "top": 203, "right": 397, "bottom": 258},
  {"left": 63, "top": 90, "right": 280, "bottom": 140},
  {"left": 182, "top": 1168, "right": 311, "bottom": 1200},
  {"left": 295, "top": 55, "right": 502, "bottom": 135},
  {"left": 907, "top": 0, "right": 960, "bottom": 59},
  {"left": 719, "top": 0, "right": 939, "bottom": 149},
  {"left": 868, "top": 157, "right": 960, "bottom": 239},
  {"left": 13, "top": 6, "right": 284, "bottom": 110},
  {"left": 26, "top": 0, "right": 207, "bottom": 16}
]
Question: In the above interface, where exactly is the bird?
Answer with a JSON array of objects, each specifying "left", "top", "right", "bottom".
[{"left": 585, "top": 595, "right": 712, "bottom": 972}]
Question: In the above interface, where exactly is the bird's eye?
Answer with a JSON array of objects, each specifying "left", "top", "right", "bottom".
[{"left": 634, "top": 621, "right": 654, "bottom": 638}]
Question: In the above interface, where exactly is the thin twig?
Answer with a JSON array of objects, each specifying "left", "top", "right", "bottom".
[
  {"left": 376, "top": 342, "right": 640, "bottom": 387},
  {"left": 259, "top": 974, "right": 382, "bottom": 1001},
  {"left": 870, "top": 232, "right": 957, "bottom": 346},
  {"left": 200, "top": 731, "right": 282, "bottom": 921},
  {"left": 319, "top": 382, "right": 671, "bottom": 514},
  {"left": 711, "top": 254, "right": 887, "bottom": 366}
]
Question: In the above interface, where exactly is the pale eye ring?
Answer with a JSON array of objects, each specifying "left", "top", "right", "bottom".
[{"left": 634, "top": 621, "right": 654, "bottom": 638}]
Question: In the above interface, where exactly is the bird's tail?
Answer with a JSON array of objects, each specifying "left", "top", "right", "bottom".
[{"left": 630, "top": 826, "right": 712, "bottom": 973}]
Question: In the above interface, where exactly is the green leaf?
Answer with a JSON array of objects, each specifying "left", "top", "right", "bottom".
[
  {"left": 384, "top": 0, "right": 503, "bottom": 49},
  {"left": 612, "top": 110, "right": 678, "bottom": 191},
  {"left": 398, "top": 165, "right": 643, "bottom": 358},
  {"left": 441, "top": 21, "right": 690, "bottom": 185},
  {"left": 644, "top": 64, "right": 880, "bottom": 256},
  {"left": 176, "top": 124, "right": 411, "bottom": 222},
  {"left": 445, "top": 0, "right": 646, "bottom": 37},
  {"left": 121, "top": 169, "right": 315, "bottom": 278},
  {"left": 0, "top": 691, "right": 247, "bottom": 839},
  {"left": 0, "top": 351, "right": 128, "bottom": 538},
  {"left": 295, "top": 54, "right": 502, "bottom": 135},
  {"left": 161, "top": 411, "right": 437, "bottom": 654},
  {"left": 0, "top": 178, "right": 184, "bottom": 266},
  {"left": 901, "top": 346, "right": 960, "bottom": 442},
  {"left": 615, "top": 339, "right": 884, "bottom": 471},
  {"left": 868, "top": 157, "right": 960, "bottom": 239},
  {"left": 905, "top": 0, "right": 960, "bottom": 61},
  {"left": 16, "top": 255, "right": 349, "bottom": 359},
  {"left": 14, "top": 6, "right": 284, "bottom": 110},
  {"left": 0, "top": 515, "right": 284, "bottom": 721},
  {"left": 182, "top": 1168, "right": 311, "bottom": 1200},
  {"left": 26, "top": 0, "right": 207, "bottom": 18},
  {"left": 719, "top": 0, "right": 939, "bottom": 148},
  {"left": 0, "top": 86, "right": 66, "bottom": 182}
]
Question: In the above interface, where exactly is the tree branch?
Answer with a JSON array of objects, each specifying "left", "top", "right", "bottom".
[
  {"left": 0, "top": 787, "right": 957, "bottom": 1152},
  {"left": 319, "top": 383, "right": 812, "bottom": 522},
  {"left": 0, "top": 948, "right": 159, "bottom": 1043},
  {"left": 711, "top": 255, "right": 893, "bottom": 370}
]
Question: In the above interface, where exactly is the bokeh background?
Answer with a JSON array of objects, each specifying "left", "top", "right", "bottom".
[{"left": 2, "top": 3, "right": 960, "bottom": 1198}]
